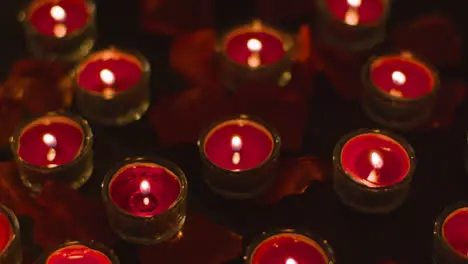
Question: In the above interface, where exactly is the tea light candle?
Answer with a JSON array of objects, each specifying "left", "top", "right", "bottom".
[
  {"left": 217, "top": 20, "right": 294, "bottom": 89},
  {"left": 333, "top": 129, "right": 415, "bottom": 213},
  {"left": 244, "top": 229, "right": 336, "bottom": 264},
  {"left": 102, "top": 157, "right": 187, "bottom": 244},
  {"left": 198, "top": 115, "right": 281, "bottom": 199},
  {"left": 37, "top": 241, "right": 119, "bottom": 264},
  {"left": 315, "top": 0, "right": 389, "bottom": 50},
  {"left": 0, "top": 205, "right": 22, "bottom": 264},
  {"left": 10, "top": 112, "right": 93, "bottom": 193},
  {"left": 362, "top": 51, "right": 439, "bottom": 130},
  {"left": 74, "top": 48, "right": 150, "bottom": 126},
  {"left": 20, "top": 0, "right": 96, "bottom": 61},
  {"left": 434, "top": 204, "right": 468, "bottom": 264}
]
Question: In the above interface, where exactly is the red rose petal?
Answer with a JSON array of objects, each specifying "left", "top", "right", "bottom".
[
  {"left": 392, "top": 15, "right": 461, "bottom": 68},
  {"left": 0, "top": 99, "right": 24, "bottom": 148},
  {"left": 141, "top": 0, "right": 213, "bottom": 35},
  {"left": 36, "top": 182, "right": 116, "bottom": 247},
  {"left": 138, "top": 213, "right": 242, "bottom": 264},
  {"left": 256, "top": 156, "right": 332, "bottom": 204}
]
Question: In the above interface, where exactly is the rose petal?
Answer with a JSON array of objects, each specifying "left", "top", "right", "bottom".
[
  {"left": 36, "top": 182, "right": 116, "bottom": 247},
  {"left": 139, "top": 213, "right": 242, "bottom": 264},
  {"left": 428, "top": 81, "right": 467, "bottom": 129},
  {"left": 0, "top": 99, "right": 24, "bottom": 148},
  {"left": 256, "top": 156, "right": 331, "bottom": 204},
  {"left": 2, "top": 59, "right": 73, "bottom": 115},
  {"left": 148, "top": 84, "right": 234, "bottom": 146},
  {"left": 392, "top": 15, "right": 461, "bottom": 68},
  {"left": 0, "top": 162, "right": 36, "bottom": 215},
  {"left": 256, "top": 0, "right": 315, "bottom": 24},
  {"left": 170, "top": 29, "right": 217, "bottom": 85},
  {"left": 141, "top": 0, "right": 213, "bottom": 35}
]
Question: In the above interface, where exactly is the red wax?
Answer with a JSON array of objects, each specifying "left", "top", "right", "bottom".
[
  {"left": 224, "top": 29, "right": 286, "bottom": 66},
  {"left": 370, "top": 55, "right": 435, "bottom": 99},
  {"left": 250, "top": 233, "right": 328, "bottom": 264},
  {"left": 340, "top": 133, "right": 410, "bottom": 187},
  {"left": 46, "top": 245, "right": 112, "bottom": 264},
  {"left": 77, "top": 52, "right": 143, "bottom": 94},
  {"left": 203, "top": 119, "right": 274, "bottom": 171},
  {"left": 0, "top": 213, "right": 13, "bottom": 254},
  {"left": 109, "top": 163, "right": 181, "bottom": 217},
  {"left": 442, "top": 207, "right": 468, "bottom": 258},
  {"left": 28, "top": 0, "right": 89, "bottom": 36},
  {"left": 18, "top": 116, "right": 83, "bottom": 168},
  {"left": 325, "top": 0, "right": 384, "bottom": 24}
]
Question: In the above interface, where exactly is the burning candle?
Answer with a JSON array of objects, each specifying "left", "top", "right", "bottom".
[
  {"left": 244, "top": 229, "right": 335, "bottom": 264},
  {"left": 10, "top": 112, "right": 93, "bottom": 193},
  {"left": 315, "top": 0, "right": 389, "bottom": 50},
  {"left": 333, "top": 129, "right": 415, "bottom": 213},
  {"left": 434, "top": 204, "right": 468, "bottom": 264},
  {"left": 0, "top": 205, "right": 22, "bottom": 264},
  {"left": 20, "top": 0, "right": 96, "bottom": 61},
  {"left": 362, "top": 51, "right": 439, "bottom": 130},
  {"left": 102, "top": 157, "right": 187, "bottom": 244},
  {"left": 37, "top": 241, "right": 119, "bottom": 264},
  {"left": 74, "top": 48, "right": 150, "bottom": 126},
  {"left": 217, "top": 20, "right": 294, "bottom": 90},
  {"left": 198, "top": 115, "right": 281, "bottom": 199}
]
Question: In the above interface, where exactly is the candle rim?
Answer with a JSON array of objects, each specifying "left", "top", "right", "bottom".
[
  {"left": 0, "top": 205, "right": 19, "bottom": 255},
  {"left": 41, "top": 240, "right": 119, "bottom": 264},
  {"left": 365, "top": 52, "right": 440, "bottom": 101},
  {"left": 75, "top": 47, "right": 148, "bottom": 97},
  {"left": 244, "top": 229, "right": 335, "bottom": 264},
  {"left": 320, "top": 0, "right": 390, "bottom": 27},
  {"left": 219, "top": 20, "right": 293, "bottom": 69},
  {"left": 199, "top": 115, "right": 280, "bottom": 173},
  {"left": 335, "top": 129, "right": 415, "bottom": 190},
  {"left": 23, "top": 0, "right": 95, "bottom": 39},
  {"left": 103, "top": 158, "right": 187, "bottom": 219},
  {"left": 12, "top": 112, "right": 91, "bottom": 170},
  {"left": 440, "top": 206, "right": 468, "bottom": 259}
]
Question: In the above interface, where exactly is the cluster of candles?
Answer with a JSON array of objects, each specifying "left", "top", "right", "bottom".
[{"left": 2, "top": 0, "right": 459, "bottom": 262}]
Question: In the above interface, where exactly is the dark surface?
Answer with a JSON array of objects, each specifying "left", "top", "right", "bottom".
[{"left": 1, "top": 0, "right": 468, "bottom": 263}]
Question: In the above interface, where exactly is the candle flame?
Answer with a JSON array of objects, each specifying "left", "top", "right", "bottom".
[
  {"left": 232, "top": 152, "right": 241, "bottom": 165},
  {"left": 43, "top": 133, "right": 57, "bottom": 148},
  {"left": 139, "top": 180, "right": 151, "bottom": 195},
  {"left": 392, "top": 71, "right": 406, "bottom": 86},
  {"left": 50, "top": 5, "right": 66, "bottom": 22},
  {"left": 46, "top": 148, "right": 57, "bottom": 162},
  {"left": 231, "top": 135, "right": 242, "bottom": 151},
  {"left": 286, "top": 258, "right": 298, "bottom": 264},
  {"left": 247, "top": 38, "right": 262, "bottom": 52},
  {"left": 344, "top": 9, "right": 360, "bottom": 25},
  {"left": 347, "top": 0, "right": 362, "bottom": 8},
  {"left": 370, "top": 151, "right": 384, "bottom": 169},
  {"left": 53, "top": 24, "right": 67, "bottom": 38},
  {"left": 100, "top": 69, "right": 115, "bottom": 86},
  {"left": 143, "top": 197, "right": 150, "bottom": 206}
]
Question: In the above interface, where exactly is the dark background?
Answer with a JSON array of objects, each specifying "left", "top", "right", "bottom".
[{"left": 1, "top": 0, "right": 468, "bottom": 263}]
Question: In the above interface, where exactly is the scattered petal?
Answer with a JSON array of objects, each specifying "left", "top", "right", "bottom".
[
  {"left": 139, "top": 213, "right": 242, "bottom": 264},
  {"left": 256, "top": 156, "right": 332, "bottom": 204},
  {"left": 0, "top": 99, "right": 24, "bottom": 148}
]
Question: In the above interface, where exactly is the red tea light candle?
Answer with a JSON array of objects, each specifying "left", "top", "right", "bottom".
[
  {"left": 315, "top": 0, "right": 389, "bottom": 50},
  {"left": 362, "top": 51, "right": 440, "bottom": 130},
  {"left": 198, "top": 115, "right": 281, "bottom": 199},
  {"left": 74, "top": 48, "right": 150, "bottom": 126},
  {"left": 333, "top": 129, "right": 415, "bottom": 213},
  {"left": 434, "top": 204, "right": 468, "bottom": 264},
  {"left": 20, "top": 0, "right": 96, "bottom": 61},
  {"left": 102, "top": 157, "right": 187, "bottom": 244},
  {"left": 0, "top": 205, "right": 22, "bottom": 264},
  {"left": 10, "top": 112, "right": 93, "bottom": 193},
  {"left": 217, "top": 20, "right": 294, "bottom": 89},
  {"left": 244, "top": 229, "right": 336, "bottom": 264},
  {"left": 37, "top": 241, "right": 119, "bottom": 264}
]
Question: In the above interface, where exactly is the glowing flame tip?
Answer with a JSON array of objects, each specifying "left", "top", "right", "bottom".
[{"left": 50, "top": 5, "right": 66, "bottom": 21}]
